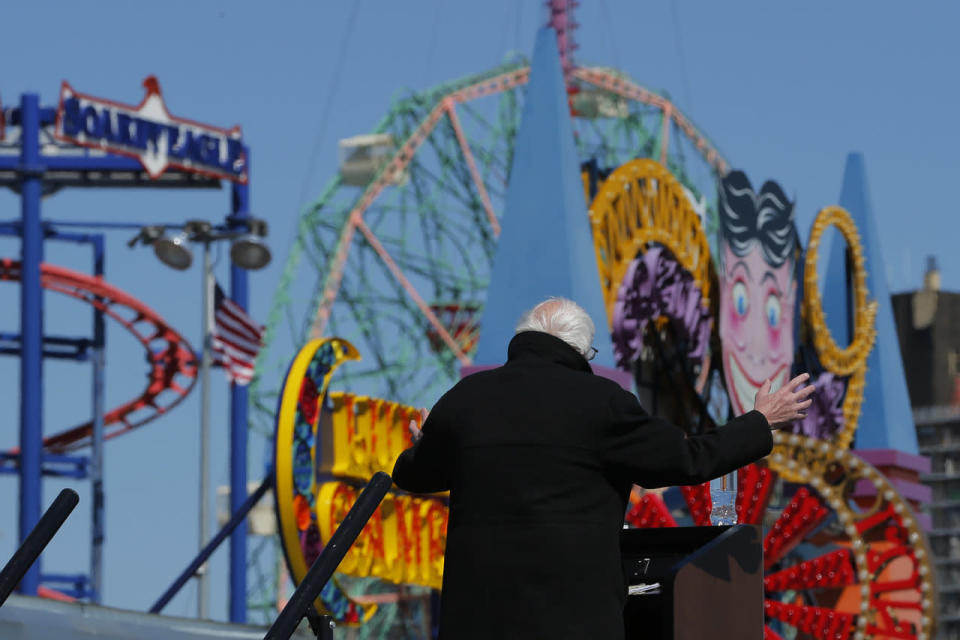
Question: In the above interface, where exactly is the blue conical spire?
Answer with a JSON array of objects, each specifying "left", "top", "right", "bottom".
[
  {"left": 472, "top": 27, "right": 612, "bottom": 367},
  {"left": 821, "top": 153, "right": 917, "bottom": 452}
]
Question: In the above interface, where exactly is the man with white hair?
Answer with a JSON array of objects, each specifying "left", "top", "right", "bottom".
[{"left": 393, "top": 297, "right": 813, "bottom": 640}]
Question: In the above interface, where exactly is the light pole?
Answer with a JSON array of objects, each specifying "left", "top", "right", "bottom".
[{"left": 131, "top": 218, "right": 269, "bottom": 619}]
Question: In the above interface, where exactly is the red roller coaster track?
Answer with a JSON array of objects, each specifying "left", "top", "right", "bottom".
[{"left": 1, "top": 259, "right": 198, "bottom": 452}]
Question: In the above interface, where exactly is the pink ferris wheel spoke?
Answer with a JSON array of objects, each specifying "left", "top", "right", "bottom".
[
  {"left": 570, "top": 66, "right": 729, "bottom": 175},
  {"left": 308, "top": 67, "right": 530, "bottom": 341},
  {"left": 0, "top": 259, "right": 198, "bottom": 452}
]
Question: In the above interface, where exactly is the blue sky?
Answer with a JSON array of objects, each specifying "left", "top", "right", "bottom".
[{"left": 0, "top": 0, "right": 956, "bottom": 623}]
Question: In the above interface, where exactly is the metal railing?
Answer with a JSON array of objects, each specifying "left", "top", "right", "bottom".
[
  {"left": 0, "top": 488, "right": 79, "bottom": 607},
  {"left": 264, "top": 471, "right": 393, "bottom": 640}
]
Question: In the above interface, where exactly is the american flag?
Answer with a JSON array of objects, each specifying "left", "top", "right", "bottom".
[{"left": 212, "top": 283, "right": 263, "bottom": 386}]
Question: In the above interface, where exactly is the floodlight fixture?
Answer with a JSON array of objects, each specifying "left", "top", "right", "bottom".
[
  {"left": 126, "top": 225, "right": 164, "bottom": 249},
  {"left": 132, "top": 217, "right": 270, "bottom": 271},
  {"left": 229, "top": 219, "right": 271, "bottom": 270},
  {"left": 153, "top": 231, "right": 193, "bottom": 270}
]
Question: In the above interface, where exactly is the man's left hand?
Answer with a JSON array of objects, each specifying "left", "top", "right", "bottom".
[{"left": 409, "top": 408, "right": 429, "bottom": 442}]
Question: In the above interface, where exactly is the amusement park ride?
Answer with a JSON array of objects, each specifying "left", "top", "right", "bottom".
[
  {"left": 0, "top": 1, "right": 942, "bottom": 638},
  {"left": 0, "top": 76, "right": 259, "bottom": 624}
]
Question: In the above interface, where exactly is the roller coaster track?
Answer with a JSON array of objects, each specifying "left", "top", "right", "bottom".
[{"left": 1, "top": 259, "right": 197, "bottom": 452}]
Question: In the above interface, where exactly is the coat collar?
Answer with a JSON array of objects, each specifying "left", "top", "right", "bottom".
[{"left": 506, "top": 331, "right": 593, "bottom": 373}]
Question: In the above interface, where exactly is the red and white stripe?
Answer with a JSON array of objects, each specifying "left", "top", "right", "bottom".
[{"left": 212, "top": 283, "right": 263, "bottom": 386}]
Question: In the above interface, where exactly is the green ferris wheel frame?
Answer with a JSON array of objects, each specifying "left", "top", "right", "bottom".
[{"left": 251, "top": 59, "right": 728, "bottom": 434}]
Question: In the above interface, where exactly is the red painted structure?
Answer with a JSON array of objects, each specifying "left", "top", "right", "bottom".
[{"left": 0, "top": 259, "right": 197, "bottom": 451}]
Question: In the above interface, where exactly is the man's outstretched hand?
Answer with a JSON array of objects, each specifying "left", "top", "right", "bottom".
[
  {"left": 408, "top": 408, "right": 429, "bottom": 443},
  {"left": 753, "top": 373, "right": 815, "bottom": 429}
]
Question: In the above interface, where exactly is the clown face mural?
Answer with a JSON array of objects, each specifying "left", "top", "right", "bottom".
[{"left": 717, "top": 171, "right": 799, "bottom": 417}]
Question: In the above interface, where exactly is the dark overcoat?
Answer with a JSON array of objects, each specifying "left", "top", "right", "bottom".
[{"left": 392, "top": 331, "right": 772, "bottom": 639}]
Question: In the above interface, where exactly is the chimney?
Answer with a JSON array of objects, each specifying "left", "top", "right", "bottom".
[
  {"left": 923, "top": 255, "right": 941, "bottom": 292},
  {"left": 912, "top": 255, "right": 939, "bottom": 329}
]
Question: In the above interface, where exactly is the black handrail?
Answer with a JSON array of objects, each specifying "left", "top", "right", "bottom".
[
  {"left": 0, "top": 488, "right": 79, "bottom": 607},
  {"left": 264, "top": 471, "right": 394, "bottom": 640}
]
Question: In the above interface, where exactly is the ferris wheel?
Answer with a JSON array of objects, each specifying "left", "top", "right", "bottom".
[{"left": 250, "top": 58, "right": 726, "bottom": 432}]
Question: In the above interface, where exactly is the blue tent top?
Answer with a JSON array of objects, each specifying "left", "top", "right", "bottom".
[
  {"left": 821, "top": 153, "right": 917, "bottom": 453},
  {"left": 473, "top": 27, "right": 612, "bottom": 367}
]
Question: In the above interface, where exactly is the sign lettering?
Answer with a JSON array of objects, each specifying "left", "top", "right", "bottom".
[
  {"left": 275, "top": 338, "right": 449, "bottom": 601},
  {"left": 317, "top": 482, "right": 447, "bottom": 589},
  {"left": 54, "top": 76, "right": 247, "bottom": 183}
]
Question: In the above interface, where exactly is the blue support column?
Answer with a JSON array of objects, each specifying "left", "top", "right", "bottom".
[
  {"left": 227, "top": 150, "right": 251, "bottom": 623},
  {"left": 90, "top": 234, "right": 106, "bottom": 602},
  {"left": 18, "top": 93, "right": 44, "bottom": 596}
]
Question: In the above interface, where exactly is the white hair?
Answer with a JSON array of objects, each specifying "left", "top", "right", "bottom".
[{"left": 515, "top": 297, "right": 596, "bottom": 356}]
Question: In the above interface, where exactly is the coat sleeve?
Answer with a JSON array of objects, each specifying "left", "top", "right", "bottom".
[
  {"left": 601, "top": 387, "right": 773, "bottom": 488},
  {"left": 392, "top": 396, "right": 453, "bottom": 493}
]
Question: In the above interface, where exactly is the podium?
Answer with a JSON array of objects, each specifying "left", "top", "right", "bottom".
[{"left": 621, "top": 525, "right": 763, "bottom": 640}]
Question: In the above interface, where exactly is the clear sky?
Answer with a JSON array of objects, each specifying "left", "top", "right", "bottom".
[{"left": 0, "top": 0, "right": 957, "bottom": 624}]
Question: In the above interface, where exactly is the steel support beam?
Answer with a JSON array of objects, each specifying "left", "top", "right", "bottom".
[
  {"left": 0, "top": 453, "right": 90, "bottom": 478},
  {"left": 18, "top": 93, "right": 43, "bottom": 596},
  {"left": 90, "top": 233, "right": 106, "bottom": 602},
  {"left": 228, "top": 151, "right": 251, "bottom": 623},
  {"left": 0, "top": 332, "right": 93, "bottom": 360}
]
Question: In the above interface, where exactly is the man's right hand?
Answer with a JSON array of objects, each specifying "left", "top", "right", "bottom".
[{"left": 753, "top": 373, "right": 815, "bottom": 429}]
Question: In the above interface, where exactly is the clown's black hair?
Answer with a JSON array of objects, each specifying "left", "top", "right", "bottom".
[{"left": 717, "top": 170, "right": 798, "bottom": 269}]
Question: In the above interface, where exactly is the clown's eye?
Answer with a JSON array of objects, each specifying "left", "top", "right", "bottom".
[
  {"left": 732, "top": 281, "right": 749, "bottom": 317},
  {"left": 766, "top": 294, "right": 782, "bottom": 328}
]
